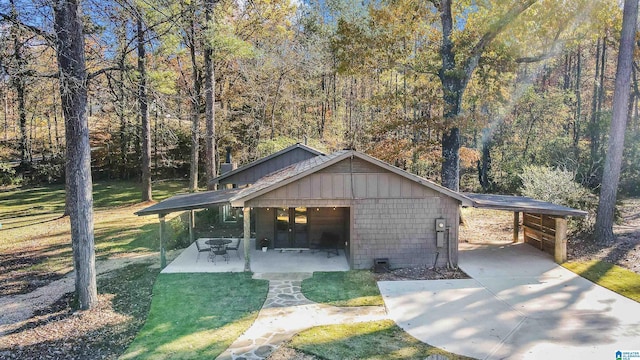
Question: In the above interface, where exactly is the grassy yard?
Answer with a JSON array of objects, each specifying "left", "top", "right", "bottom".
[
  {"left": 563, "top": 260, "right": 640, "bottom": 302},
  {"left": 289, "top": 320, "right": 474, "bottom": 360},
  {"left": 0, "top": 181, "right": 190, "bottom": 296},
  {"left": 121, "top": 273, "right": 268, "bottom": 360},
  {"left": 301, "top": 271, "right": 384, "bottom": 306}
]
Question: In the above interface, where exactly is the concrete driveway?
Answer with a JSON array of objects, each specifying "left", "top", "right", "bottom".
[{"left": 378, "top": 243, "right": 640, "bottom": 360}]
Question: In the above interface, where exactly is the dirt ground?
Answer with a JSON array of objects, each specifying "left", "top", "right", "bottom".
[
  {"left": 460, "top": 201, "right": 640, "bottom": 275},
  {"left": 568, "top": 199, "right": 640, "bottom": 274}
]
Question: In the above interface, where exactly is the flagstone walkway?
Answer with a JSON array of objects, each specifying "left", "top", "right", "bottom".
[{"left": 216, "top": 273, "right": 388, "bottom": 360}]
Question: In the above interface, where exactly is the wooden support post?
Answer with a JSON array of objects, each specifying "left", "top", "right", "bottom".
[
  {"left": 554, "top": 217, "right": 568, "bottom": 264},
  {"left": 243, "top": 207, "right": 251, "bottom": 272},
  {"left": 513, "top": 212, "right": 520, "bottom": 243},
  {"left": 189, "top": 210, "right": 195, "bottom": 244},
  {"left": 159, "top": 214, "right": 167, "bottom": 268}
]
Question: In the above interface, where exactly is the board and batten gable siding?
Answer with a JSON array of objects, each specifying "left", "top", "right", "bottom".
[
  {"left": 247, "top": 158, "right": 440, "bottom": 204},
  {"left": 245, "top": 157, "right": 461, "bottom": 269},
  {"left": 219, "top": 147, "right": 319, "bottom": 186}
]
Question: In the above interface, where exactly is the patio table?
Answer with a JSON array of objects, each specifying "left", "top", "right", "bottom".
[
  {"left": 204, "top": 238, "right": 232, "bottom": 247},
  {"left": 204, "top": 238, "right": 232, "bottom": 263}
]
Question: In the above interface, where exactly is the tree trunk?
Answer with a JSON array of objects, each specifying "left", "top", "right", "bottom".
[
  {"left": 594, "top": 0, "right": 638, "bottom": 245},
  {"left": 596, "top": 39, "right": 607, "bottom": 159},
  {"left": 137, "top": 14, "right": 152, "bottom": 201},
  {"left": 118, "top": 54, "right": 127, "bottom": 179},
  {"left": 590, "top": 38, "right": 605, "bottom": 165},
  {"left": 52, "top": 81, "right": 60, "bottom": 153},
  {"left": 436, "top": 0, "right": 535, "bottom": 191},
  {"left": 478, "top": 128, "right": 493, "bottom": 192},
  {"left": 204, "top": 0, "right": 217, "bottom": 190},
  {"left": 574, "top": 47, "right": 582, "bottom": 157},
  {"left": 189, "top": 10, "right": 201, "bottom": 192},
  {"left": 9, "top": 0, "right": 29, "bottom": 167},
  {"left": 53, "top": 0, "right": 98, "bottom": 310},
  {"left": 438, "top": 0, "right": 464, "bottom": 191},
  {"left": 3, "top": 84, "right": 8, "bottom": 142}
]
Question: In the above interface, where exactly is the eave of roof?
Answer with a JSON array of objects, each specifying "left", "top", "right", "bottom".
[
  {"left": 210, "top": 143, "right": 324, "bottom": 184},
  {"left": 135, "top": 188, "right": 241, "bottom": 216},
  {"left": 463, "top": 193, "right": 588, "bottom": 217}
]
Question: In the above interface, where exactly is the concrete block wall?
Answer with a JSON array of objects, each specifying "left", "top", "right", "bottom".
[{"left": 351, "top": 196, "right": 459, "bottom": 270}]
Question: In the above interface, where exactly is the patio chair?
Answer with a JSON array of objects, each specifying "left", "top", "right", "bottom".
[
  {"left": 210, "top": 245, "right": 229, "bottom": 264},
  {"left": 195, "top": 239, "right": 211, "bottom": 262},
  {"left": 225, "top": 238, "right": 241, "bottom": 259},
  {"left": 311, "top": 232, "right": 340, "bottom": 258}
]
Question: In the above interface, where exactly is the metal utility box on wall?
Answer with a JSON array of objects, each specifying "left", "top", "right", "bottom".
[{"left": 435, "top": 218, "right": 446, "bottom": 248}]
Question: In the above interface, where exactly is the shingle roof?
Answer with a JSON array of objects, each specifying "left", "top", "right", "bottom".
[
  {"left": 229, "top": 150, "right": 348, "bottom": 204},
  {"left": 210, "top": 143, "right": 324, "bottom": 184}
]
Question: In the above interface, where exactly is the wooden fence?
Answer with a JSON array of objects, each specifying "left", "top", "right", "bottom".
[{"left": 522, "top": 212, "right": 567, "bottom": 263}]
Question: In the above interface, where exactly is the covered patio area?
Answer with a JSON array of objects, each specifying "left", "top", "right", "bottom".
[{"left": 162, "top": 238, "right": 349, "bottom": 273}]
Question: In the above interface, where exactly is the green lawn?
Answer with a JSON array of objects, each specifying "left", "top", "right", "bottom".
[
  {"left": 0, "top": 180, "right": 188, "bottom": 219},
  {"left": 0, "top": 181, "right": 190, "bottom": 294},
  {"left": 301, "top": 271, "right": 383, "bottom": 306},
  {"left": 563, "top": 260, "right": 640, "bottom": 302},
  {"left": 289, "top": 320, "right": 474, "bottom": 360},
  {"left": 121, "top": 273, "right": 269, "bottom": 360}
]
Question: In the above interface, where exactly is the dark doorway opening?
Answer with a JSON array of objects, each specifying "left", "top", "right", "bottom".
[{"left": 275, "top": 207, "right": 309, "bottom": 248}]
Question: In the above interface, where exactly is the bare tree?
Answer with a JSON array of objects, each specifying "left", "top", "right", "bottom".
[
  {"left": 53, "top": 0, "right": 97, "bottom": 309},
  {"left": 594, "top": 0, "right": 638, "bottom": 245}
]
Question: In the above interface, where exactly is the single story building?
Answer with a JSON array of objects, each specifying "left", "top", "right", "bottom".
[
  {"left": 138, "top": 147, "right": 471, "bottom": 270},
  {"left": 136, "top": 144, "right": 586, "bottom": 271}
]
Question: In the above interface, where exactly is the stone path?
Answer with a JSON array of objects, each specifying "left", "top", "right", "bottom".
[{"left": 216, "top": 273, "right": 388, "bottom": 360}]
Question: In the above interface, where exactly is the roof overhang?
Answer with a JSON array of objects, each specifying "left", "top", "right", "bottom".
[
  {"left": 135, "top": 188, "right": 241, "bottom": 216},
  {"left": 463, "top": 193, "right": 588, "bottom": 217}
]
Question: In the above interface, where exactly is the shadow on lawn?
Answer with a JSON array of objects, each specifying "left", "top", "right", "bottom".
[
  {"left": 0, "top": 214, "right": 64, "bottom": 230},
  {"left": 121, "top": 273, "right": 269, "bottom": 360},
  {"left": 0, "top": 263, "right": 161, "bottom": 359},
  {"left": 0, "top": 244, "right": 72, "bottom": 296}
]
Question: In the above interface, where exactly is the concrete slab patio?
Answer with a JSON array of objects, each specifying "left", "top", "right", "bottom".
[
  {"left": 379, "top": 242, "right": 640, "bottom": 360},
  {"left": 162, "top": 239, "right": 349, "bottom": 273}
]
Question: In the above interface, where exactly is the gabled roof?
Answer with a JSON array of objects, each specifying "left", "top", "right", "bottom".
[
  {"left": 210, "top": 143, "right": 324, "bottom": 185},
  {"left": 229, "top": 150, "right": 472, "bottom": 207}
]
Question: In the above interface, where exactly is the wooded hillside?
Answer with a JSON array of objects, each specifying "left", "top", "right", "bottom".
[{"left": 1, "top": 0, "right": 637, "bottom": 197}]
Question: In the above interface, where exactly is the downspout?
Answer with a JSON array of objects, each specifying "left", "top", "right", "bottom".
[{"left": 446, "top": 225, "right": 452, "bottom": 269}]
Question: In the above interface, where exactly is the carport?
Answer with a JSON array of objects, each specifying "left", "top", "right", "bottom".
[{"left": 463, "top": 193, "right": 588, "bottom": 264}]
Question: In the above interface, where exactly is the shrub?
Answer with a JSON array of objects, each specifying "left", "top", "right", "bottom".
[
  {"left": 519, "top": 165, "right": 597, "bottom": 232},
  {"left": 0, "top": 162, "right": 21, "bottom": 186},
  {"left": 165, "top": 213, "right": 190, "bottom": 250},
  {"left": 28, "top": 155, "right": 65, "bottom": 185}
]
